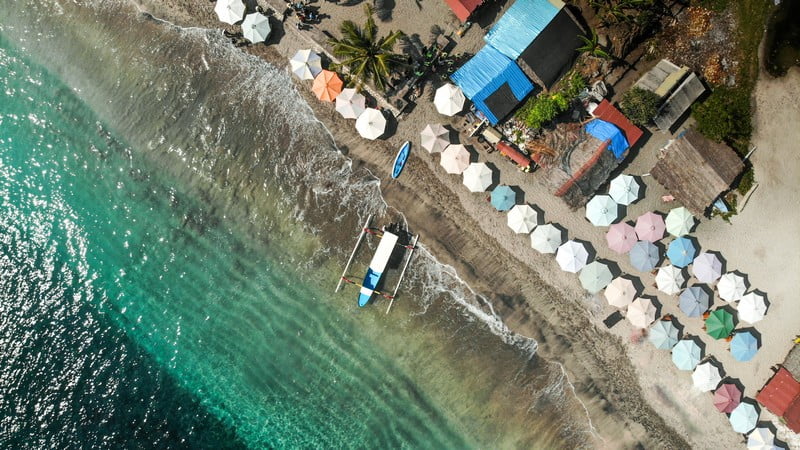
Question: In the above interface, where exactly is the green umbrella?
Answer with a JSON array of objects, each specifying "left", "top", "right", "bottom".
[{"left": 705, "top": 309, "right": 735, "bottom": 340}]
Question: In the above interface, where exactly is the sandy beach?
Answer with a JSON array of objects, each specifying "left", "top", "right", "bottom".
[{"left": 129, "top": 0, "right": 800, "bottom": 447}]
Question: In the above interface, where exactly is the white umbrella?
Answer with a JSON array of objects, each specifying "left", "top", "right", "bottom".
[
  {"left": 665, "top": 206, "right": 695, "bottom": 237},
  {"left": 718, "top": 272, "right": 747, "bottom": 302},
  {"left": 355, "top": 108, "right": 386, "bottom": 140},
  {"left": 655, "top": 265, "right": 685, "bottom": 295},
  {"left": 434, "top": 83, "right": 465, "bottom": 116},
  {"left": 693, "top": 252, "right": 723, "bottom": 283},
  {"left": 531, "top": 224, "right": 563, "bottom": 254},
  {"left": 730, "top": 402, "right": 759, "bottom": 434},
  {"left": 692, "top": 361, "right": 723, "bottom": 392},
  {"left": 462, "top": 162, "right": 493, "bottom": 192},
  {"left": 215, "top": 0, "right": 246, "bottom": 24},
  {"left": 420, "top": 124, "right": 449, "bottom": 153},
  {"left": 241, "top": 12, "right": 271, "bottom": 42},
  {"left": 747, "top": 427, "right": 777, "bottom": 450},
  {"left": 585, "top": 195, "right": 618, "bottom": 226},
  {"left": 627, "top": 297, "right": 656, "bottom": 329},
  {"left": 738, "top": 292, "right": 767, "bottom": 324},
  {"left": 605, "top": 277, "right": 637, "bottom": 308},
  {"left": 609, "top": 174, "right": 640, "bottom": 205},
  {"left": 556, "top": 240, "right": 589, "bottom": 273},
  {"left": 335, "top": 88, "right": 366, "bottom": 119},
  {"left": 440, "top": 144, "right": 470, "bottom": 174},
  {"left": 507, "top": 204, "right": 538, "bottom": 234},
  {"left": 289, "top": 49, "right": 322, "bottom": 81}
]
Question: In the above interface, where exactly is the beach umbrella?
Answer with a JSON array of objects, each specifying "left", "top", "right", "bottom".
[
  {"left": 433, "top": 83, "right": 465, "bottom": 116},
  {"left": 289, "top": 49, "right": 322, "bottom": 80},
  {"left": 667, "top": 237, "right": 697, "bottom": 268},
  {"left": 679, "top": 286, "right": 710, "bottom": 317},
  {"left": 556, "top": 240, "right": 589, "bottom": 273},
  {"left": 531, "top": 224, "right": 563, "bottom": 254},
  {"left": 649, "top": 319, "right": 680, "bottom": 350},
  {"left": 635, "top": 212, "right": 665, "bottom": 242},
  {"left": 462, "top": 162, "right": 493, "bottom": 193},
  {"left": 312, "top": 70, "right": 344, "bottom": 102},
  {"left": 672, "top": 339, "right": 702, "bottom": 371},
  {"left": 491, "top": 186, "right": 516, "bottom": 212},
  {"left": 747, "top": 427, "right": 776, "bottom": 450},
  {"left": 606, "top": 222, "right": 637, "bottom": 254},
  {"left": 738, "top": 292, "right": 767, "bottom": 324},
  {"left": 241, "top": 12, "right": 271, "bottom": 42},
  {"left": 714, "top": 383, "right": 742, "bottom": 413},
  {"left": 335, "top": 88, "right": 366, "bottom": 119},
  {"left": 579, "top": 261, "right": 613, "bottom": 294},
  {"left": 420, "top": 124, "right": 449, "bottom": 153},
  {"left": 656, "top": 265, "right": 685, "bottom": 295},
  {"left": 692, "top": 361, "right": 723, "bottom": 392},
  {"left": 730, "top": 402, "right": 759, "bottom": 434},
  {"left": 718, "top": 272, "right": 748, "bottom": 303},
  {"left": 693, "top": 252, "right": 723, "bottom": 283},
  {"left": 629, "top": 240, "right": 660, "bottom": 272},
  {"left": 666, "top": 206, "right": 695, "bottom": 237},
  {"left": 608, "top": 174, "right": 640, "bottom": 205},
  {"left": 627, "top": 297, "right": 656, "bottom": 329},
  {"left": 355, "top": 108, "right": 386, "bottom": 140},
  {"left": 440, "top": 144, "right": 470, "bottom": 174},
  {"left": 706, "top": 309, "right": 735, "bottom": 340},
  {"left": 215, "top": 0, "right": 245, "bottom": 24},
  {"left": 507, "top": 204, "right": 538, "bottom": 234},
  {"left": 604, "top": 277, "right": 637, "bottom": 308},
  {"left": 585, "top": 195, "right": 618, "bottom": 226},
  {"left": 731, "top": 331, "right": 759, "bottom": 362}
]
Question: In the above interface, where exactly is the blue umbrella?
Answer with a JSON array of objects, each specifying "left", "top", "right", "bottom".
[
  {"left": 649, "top": 320, "right": 680, "bottom": 350},
  {"left": 679, "top": 286, "right": 710, "bottom": 317},
  {"left": 672, "top": 339, "right": 702, "bottom": 371},
  {"left": 491, "top": 186, "right": 516, "bottom": 212},
  {"left": 629, "top": 240, "right": 660, "bottom": 272},
  {"left": 730, "top": 331, "right": 759, "bottom": 362},
  {"left": 729, "top": 402, "right": 759, "bottom": 434},
  {"left": 667, "top": 237, "right": 696, "bottom": 268}
]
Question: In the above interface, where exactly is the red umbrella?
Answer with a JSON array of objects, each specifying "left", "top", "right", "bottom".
[{"left": 713, "top": 383, "right": 742, "bottom": 413}]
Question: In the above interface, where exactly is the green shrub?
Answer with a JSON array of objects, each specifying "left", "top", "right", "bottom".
[
  {"left": 620, "top": 87, "right": 660, "bottom": 126},
  {"left": 736, "top": 167, "right": 755, "bottom": 195},
  {"left": 692, "top": 86, "right": 752, "bottom": 153},
  {"left": 515, "top": 74, "right": 585, "bottom": 129}
]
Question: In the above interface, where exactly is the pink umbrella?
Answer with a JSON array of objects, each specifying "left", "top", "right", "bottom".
[
  {"left": 635, "top": 212, "right": 666, "bottom": 242},
  {"left": 606, "top": 222, "right": 637, "bottom": 254},
  {"left": 713, "top": 383, "right": 742, "bottom": 413}
]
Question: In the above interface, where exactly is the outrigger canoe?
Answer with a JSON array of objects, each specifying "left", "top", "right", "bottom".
[{"left": 391, "top": 141, "right": 411, "bottom": 179}]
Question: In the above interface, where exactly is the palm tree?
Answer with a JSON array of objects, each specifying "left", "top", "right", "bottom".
[
  {"left": 328, "top": 5, "right": 406, "bottom": 91},
  {"left": 577, "top": 28, "right": 611, "bottom": 60}
]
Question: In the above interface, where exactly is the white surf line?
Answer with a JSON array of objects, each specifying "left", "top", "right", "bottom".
[{"left": 555, "top": 361, "right": 604, "bottom": 442}]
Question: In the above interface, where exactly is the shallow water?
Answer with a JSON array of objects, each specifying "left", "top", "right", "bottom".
[
  {"left": 0, "top": 0, "right": 595, "bottom": 447},
  {"left": 764, "top": 0, "right": 800, "bottom": 77}
]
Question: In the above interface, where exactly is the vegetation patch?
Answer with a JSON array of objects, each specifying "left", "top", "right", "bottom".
[
  {"left": 515, "top": 73, "right": 586, "bottom": 129},
  {"left": 620, "top": 87, "right": 660, "bottom": 126}
]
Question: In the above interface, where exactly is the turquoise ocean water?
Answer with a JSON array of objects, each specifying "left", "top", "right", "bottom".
[{"left": 0, "top": 1, "right": 595, "bottom": 448}]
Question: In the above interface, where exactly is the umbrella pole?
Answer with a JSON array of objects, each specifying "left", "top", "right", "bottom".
[
  {"left": 385, "top": 234, "right": 419, "bottom": 314},
  {"left": 335, "top": 214, "right": 372, "bottom": 293}
]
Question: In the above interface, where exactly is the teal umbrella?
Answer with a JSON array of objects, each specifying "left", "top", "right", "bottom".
[
  {"left": 491, "top": 186, "right": 516, "bottom": 211},
  {"left": 672, "top": 339, "right": 702, "bottom": 370},
  {"left": 730, "top": 331, "right": 759, "bottom": 362},
  {"left": 649, "top": 320, "right": 680, "bottom": 350},
  {"left": 579, "top": 261, "right": 613, "bottom": 294},
  {"left": 729, "top": 402, "right": 759, "bottom": 434}
]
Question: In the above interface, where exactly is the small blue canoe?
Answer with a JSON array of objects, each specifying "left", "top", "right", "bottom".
[{"left": 391, "top": 141, "right": 411, "bottom": 179}]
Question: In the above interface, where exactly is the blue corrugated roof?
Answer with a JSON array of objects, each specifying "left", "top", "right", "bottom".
[
  {"left": 484, "top": 0, "right": 561, "bottom": 60},
  {"left": 451, "top": 45, "right": 534, "bottom": 124},
  {"left": 585, "top": 119, "right": 629, "bottom": 158}
]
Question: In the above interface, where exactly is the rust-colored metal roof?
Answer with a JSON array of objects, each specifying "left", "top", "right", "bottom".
[
  {"left": 756, "top": 368, "right": 800, "bottom": 416},
  {"left": 443, "top": 0, "right": 483, "bottom": 21},
  {"left": 784, "top": 396, "right": 800, "bottom": 433},
  {"left": 497, "top": 141, "right": 532, "bottom": 168},
  {"left": 593, "top": 100, "right": 644, "bottom": 148}
]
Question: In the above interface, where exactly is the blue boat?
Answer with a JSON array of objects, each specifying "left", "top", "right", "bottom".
[
  {"left": 358, "top": 229, "right": 399, "bottom": 307},
  {"left": 391, "top": 141, "right": 411, "bottom": 179}
]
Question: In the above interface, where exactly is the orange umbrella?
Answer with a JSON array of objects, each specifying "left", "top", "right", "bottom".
[{"left": 312, "top": 70, "right": 343, "bottom": 102}]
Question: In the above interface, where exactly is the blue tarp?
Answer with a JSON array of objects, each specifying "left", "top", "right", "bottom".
[
  {"left": 585, "top": 119, "right": 629, "bottom": 159},
  {"left": 484, "top": 0, "right": 561, "bottom": 60},
  {"left": 451, "top": 45, "right": 534, "bottom": 124}
]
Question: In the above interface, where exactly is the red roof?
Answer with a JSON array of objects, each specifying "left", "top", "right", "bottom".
[
  {"left": 443, "top": 0, "right": 482, "bottom": 22},
  {"left": 784, "top": 396, "right": 800, "bottom": 433},
  {"left": 756, "top": 368, "right": 800, "bottom": 416},
  {"left": 497, "top": 141, "right": 532, "bottom": 168},
  {"left": 593, "top": 100, "right": 644, "bottom": 148}
]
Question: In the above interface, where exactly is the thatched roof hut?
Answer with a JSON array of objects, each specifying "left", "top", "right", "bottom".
[{"left": 651, "top": 129, "right": 744, "bottom": 216}]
